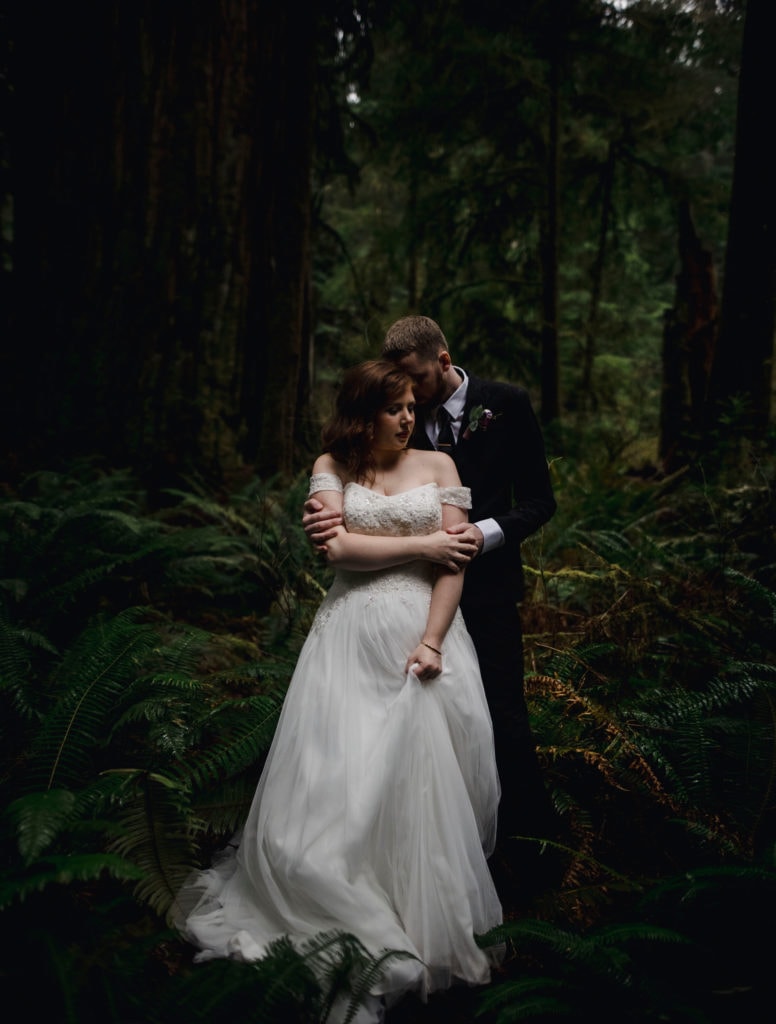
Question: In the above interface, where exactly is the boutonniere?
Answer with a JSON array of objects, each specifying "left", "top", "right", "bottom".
[{"left": 462, "top": 405, "right": 500, "bottom": 440}]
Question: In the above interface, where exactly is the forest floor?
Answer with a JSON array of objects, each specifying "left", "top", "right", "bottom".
[{"left": 387, "top": 986, "right": 484, "bottom": 1022}]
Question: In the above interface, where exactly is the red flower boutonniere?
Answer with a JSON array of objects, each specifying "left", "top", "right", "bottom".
[{"left": 462, "top": 405, "right": 500, "bottom": 440}]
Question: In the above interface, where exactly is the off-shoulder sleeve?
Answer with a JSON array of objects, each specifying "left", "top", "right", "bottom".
[
  {"left": 438, "top": 485, "right": 472, "bottom": 509},
  {"left": 308, "top": 472, "right": 344, "bottom": 495}
]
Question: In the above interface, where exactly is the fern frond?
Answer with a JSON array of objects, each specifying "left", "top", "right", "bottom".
[
  {"left": 0, "top": 611, "right": 58, "bottom": 718},
  {"left": 25, "top": 608, "right": 163, "bottom": 793},
  {"left": 172, "top": 694, "right": 282, "bottom": 792},
  {"left": 191, "top": 774, "right": 258, "bottom": 836},
  {"left": 477, "top": 981, "right": 572, "bottom": 1021},
  {"left": 282, "top": 931, "right": 416, "bottom": 1024},
  {"left": 334, "top": 946, "right": 419, "bottom": 1024},
  {"left": 0, "top": 853, "right": 144, "bottom": 910},
  {"left": 724, "top": 568, "right": 776, "bottom": 622},
  {"left": 632, "top": 661, "right": 776, "bottom": 730},
  {"left": 643, "top": 863, "right": 776, "bottom": 904},
  {"left": 106, "top": 770, "right": 200, "bottom": 918},
  {"left": 149, "top": 624, "right": 211, "bottom": 675},
  {"left": 107, "top": 673, "right": 208, "bottom": 757},
  {"left": 152, "top": 929, "right": 413, "bottom": 1024},
  {"left": 589, "top": 922, "right": 691, "bottom": 948},
  {"left": 6, "top": 789, "right": 78, "bottom": 862}
]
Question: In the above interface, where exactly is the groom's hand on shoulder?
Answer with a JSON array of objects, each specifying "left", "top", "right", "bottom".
[{"left": 303, "top": 498, "right": 342, "bottom": 549}]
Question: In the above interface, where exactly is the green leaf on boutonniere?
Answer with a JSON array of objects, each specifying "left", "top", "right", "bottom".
[{"left": 463, "top": 405, "right": 500, "bottom": 440}]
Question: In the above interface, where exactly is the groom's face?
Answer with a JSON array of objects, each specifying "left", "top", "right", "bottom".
[{"left": 395, "top": 352, "right": 448, "bottom": 409}]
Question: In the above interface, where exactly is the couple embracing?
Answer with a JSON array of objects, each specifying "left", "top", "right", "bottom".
[{"left": 176, "top": 315, "right": 557, "bottom": 1018}]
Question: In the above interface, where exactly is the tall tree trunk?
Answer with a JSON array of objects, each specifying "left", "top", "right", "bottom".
[
  {"left": 659, "top": 202, "right": 718, "bottom": 473},
  {"left": 539, "top": 1, "right": 562, "bottom": 426},
  {"left": 5, "top": 0, "right": 314, "bottom": 488},
  {"left": 248, "top": 3, "right": 316, "bottom": 478},
  {"left": 707, "top": 0, "right": 774, "bottom": 436},
  {"left": 577, "top": 140, "right": 616, "bottom": 416}
]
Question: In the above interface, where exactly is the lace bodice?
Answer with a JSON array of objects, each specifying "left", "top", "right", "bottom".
[
  {"left": 307, "top": 475, "right": 472, "bottom": 636},
  {"left": 308, "top": 473, "right": 471, "bottom": 538}
]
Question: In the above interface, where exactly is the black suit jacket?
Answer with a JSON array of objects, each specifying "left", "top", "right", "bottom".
[{"left": 412, "top": 374, "right": 556, "bottom": 607}]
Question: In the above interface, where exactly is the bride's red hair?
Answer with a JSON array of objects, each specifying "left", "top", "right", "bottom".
[{"left": 321, "top": 360, "right": 413, "bottom": 481}]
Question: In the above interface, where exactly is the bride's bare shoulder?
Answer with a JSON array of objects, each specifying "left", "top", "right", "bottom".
[
  {"left": 312, "top": 453, "right": 339, "bottom": 475},
  {"left": 406, "top": 449, "right": 461, "bottom": 486},
  {"left": 311, "top": 453, "right": 350, "bottom": 490}
]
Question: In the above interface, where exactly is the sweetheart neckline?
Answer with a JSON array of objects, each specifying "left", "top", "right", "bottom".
[{"left": 344, "top": 481, "right": 437, "bottom": 499}]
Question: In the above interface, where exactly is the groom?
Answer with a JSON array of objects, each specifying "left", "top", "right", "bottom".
[{"left": 305, "top": 315, "right": 558, "bottom": 889}]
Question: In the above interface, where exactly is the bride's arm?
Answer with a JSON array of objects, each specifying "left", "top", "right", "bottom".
[
  {"left": 319, "top": 511, "right": 473, "bottom": 573},
  {"left": 306, "top": 493, "right": 460, "bottom": 569},
  {"left": 404, "top": 501, "right": 467, "bottom": 680},
  {"left": 309, "top": 456, "right": 476, "bottom": 573}
]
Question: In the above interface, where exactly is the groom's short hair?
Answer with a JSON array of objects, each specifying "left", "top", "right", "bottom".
[{"left": 382, "top": 315, "right": 449, "bottom": 361}]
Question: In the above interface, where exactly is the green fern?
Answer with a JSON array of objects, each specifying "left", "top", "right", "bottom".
[
  {"left": 23, "top": 608, "right": 168, "bottom": 792},
  {"left": 0, "top": 608, "right": 58, "bottom": 719},
  {"left": 105, "top": 769, "right": 201, "bottom": 917},
  {"left": 6, "top": 789, "right": 78, "bottom": 861},
  {"left": 147, "top": 930, "right": 416, "bottom": 1024},
  {"left": 476, "top": 918, "right": 694, "bottom": 1023},
  {"left": 177, "top": 694, "right": 283, "bottom": 790},
  {"left": 0, "top": 852, "right": 145, "bottom": 910}
]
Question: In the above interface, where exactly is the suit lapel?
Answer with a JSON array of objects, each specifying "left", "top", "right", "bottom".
[
  {"left": 460, "top": 376, "right": 486, "bottom": 430},
  {"left": 457, "top": 376, "right": 486, "bottom": 449},
  {"left": 453, "top": 375, "right": 488, "bottom": 476}
]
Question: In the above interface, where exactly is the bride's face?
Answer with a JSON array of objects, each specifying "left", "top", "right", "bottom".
[{"left": 372, "top": 385, "right": 415, "bottom": 452}]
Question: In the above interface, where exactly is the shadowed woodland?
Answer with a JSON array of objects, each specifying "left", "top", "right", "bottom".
[{"left": 0, "top": 1, "right": 774, "bottom": 1022}]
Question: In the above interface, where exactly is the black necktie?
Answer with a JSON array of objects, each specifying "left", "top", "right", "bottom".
[{"left": 436, "top": 407, "right": 456, "bottom": 452}]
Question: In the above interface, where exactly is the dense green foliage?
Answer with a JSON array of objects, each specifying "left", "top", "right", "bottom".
[
  {"left": 1, "top": 438, "right": 773, "bottom": 1021},
  {"left": 1, "top": 1, "right": 773, "bottom": 1021},
  {"left": 311, "top": 0, "right": 746, "bottom": 451}
]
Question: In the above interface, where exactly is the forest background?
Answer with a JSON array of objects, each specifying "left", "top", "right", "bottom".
[{"left": 1, "top": 1, "right": 774, "bottom": 1023}]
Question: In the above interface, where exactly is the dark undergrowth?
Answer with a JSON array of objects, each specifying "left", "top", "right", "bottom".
[{"left": 1, "top": 436, "right": 774, "bottom": 1023}]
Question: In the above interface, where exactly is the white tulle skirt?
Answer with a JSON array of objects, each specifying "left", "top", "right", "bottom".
[{"left": 175, "top": 564, "right": 502, "bottom": 1004}]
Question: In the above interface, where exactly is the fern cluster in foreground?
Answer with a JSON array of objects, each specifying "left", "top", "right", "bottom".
[{"left": 0, "top": 452, "right": 774, "bottom": 1022}]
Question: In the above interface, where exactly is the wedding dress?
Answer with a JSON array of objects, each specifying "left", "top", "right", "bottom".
[{"left": 175, "top": 476, "right": 502, "bottom": 1009}]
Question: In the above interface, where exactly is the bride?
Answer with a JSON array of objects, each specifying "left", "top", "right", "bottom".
[{"left": 175, "top": 360, "right": 502, "bottom": 1017}]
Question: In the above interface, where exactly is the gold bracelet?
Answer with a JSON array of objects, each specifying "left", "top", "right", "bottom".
[{"left": 422, "top": 641, "right": 442, "bottom": 656}]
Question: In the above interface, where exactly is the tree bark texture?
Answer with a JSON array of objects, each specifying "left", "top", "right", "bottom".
[
  {"left": 539, "top": 6, "right": 561, "bottom": 426},
  {"left": 578, "top": 140, "right": 616, "bottom": 415},
  {"left": 708, "top": 0, "right": 774, "bottom": 435},
  {"left": 659, "top": 202, "right": 718, "bottom": 473},
  {"left": 6, "top": 0, "right": 314, "bottom": 485}
]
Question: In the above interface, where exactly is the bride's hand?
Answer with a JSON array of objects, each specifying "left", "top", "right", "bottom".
[
  {"left": 406, "top": 643, "right": 442, "bottom": 682},
  {"left": 421, "top": 529, "right": 478, "bottom": 571}
]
